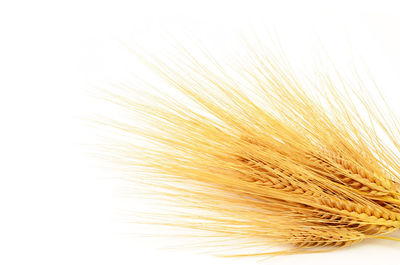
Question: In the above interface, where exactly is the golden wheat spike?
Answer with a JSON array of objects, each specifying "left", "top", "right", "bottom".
[{"left": 103, "top": 41, "right": 400, "bottom": 256}]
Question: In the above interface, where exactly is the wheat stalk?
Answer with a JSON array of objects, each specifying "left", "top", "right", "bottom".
[{"left": 101, "top": 42, "right": 400, "bottom": 256}]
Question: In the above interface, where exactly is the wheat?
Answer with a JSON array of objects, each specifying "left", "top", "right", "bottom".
[
  {"left": 306, "top": 151, "right": 396, "bottom": 196},
  {"left": 102, "top": 42, "right": 400, "bottom": 256}
]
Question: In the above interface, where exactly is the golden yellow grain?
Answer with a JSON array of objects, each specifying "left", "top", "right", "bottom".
[{"left": 101, "top": 42, "right": 400, "bottom": 256}]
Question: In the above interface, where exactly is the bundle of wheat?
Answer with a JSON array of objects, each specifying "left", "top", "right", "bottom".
[{"left": 102, "top": 42, "right": 400, "bottom": 256}]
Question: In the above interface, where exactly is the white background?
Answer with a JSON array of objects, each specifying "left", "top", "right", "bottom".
[{"left": 1, "top": 0, "right": 400, "bottom": 264}]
